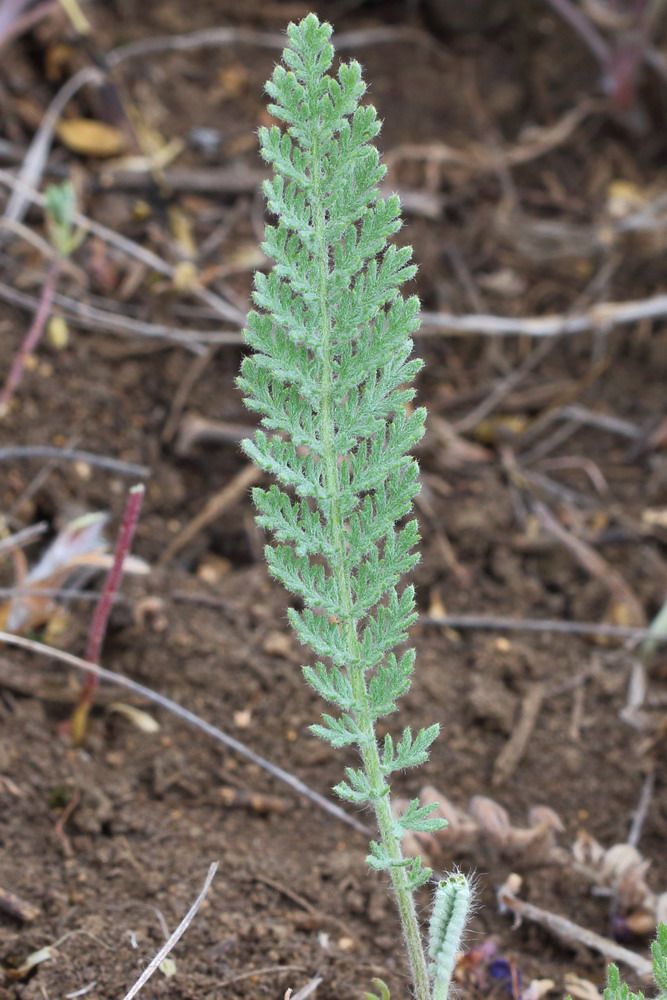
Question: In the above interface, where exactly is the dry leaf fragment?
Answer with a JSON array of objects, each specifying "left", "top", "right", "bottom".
[
  {"left": 6, "top": 945, "right": 55, "bottom": 980},
  {"left": 572, "top": 830, "right": 606, "bottom": 868},
  {"left": 564, "top": 973, "right": 603, "bottom": 1000},
  {"left": 523, "top": 979, "right": 556, "bottom": 1000},
  {"left": 108, "top": 703, "right": 160, "bottom": 733},
  {"left": 57, "top": 119, "right": 127, "bottom": 157},
  {"left": 0, "top": 512, "right": 150, "bottom": 635},
  {"left": 602, "top": 844, "right": 645, "bottom": 881}
]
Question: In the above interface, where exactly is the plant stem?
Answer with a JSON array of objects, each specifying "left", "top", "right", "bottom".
[
  {"left": 0, "top": 260, "right": 59, "bottom": 418},
  {"left": 310, "top": 135, "right": 431, "bottom": 1000},
  {"left": 71, "top": 483, "right": 145, "bottom": 745}
]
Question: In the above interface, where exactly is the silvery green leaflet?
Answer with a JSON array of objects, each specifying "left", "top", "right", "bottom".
[{"left": 238, "top": 14, "right": 460, "bottom": 998}]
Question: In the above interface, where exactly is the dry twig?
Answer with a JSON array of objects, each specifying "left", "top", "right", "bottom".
[
  {"left": 492, "top": 683, "right": 546, "bottom": 786},
  {"left": 0, "top": 445, "right": 148, "bottom": 477},
  {"left": 120, "top": 863, "right": 218, "bottom": 1000},
  {"left": 419, "top": 614, "right": 664, "bottom": 643},
  {"left": 157, "top": 463, "right": 262, "bottom": 566},
  {"left": 498, "top": 874, "right": 653, "bottom": 977}
]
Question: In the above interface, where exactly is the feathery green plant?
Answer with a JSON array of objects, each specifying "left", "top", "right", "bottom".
[
  {"left": 238, "top": 14, "right": 470, "bottom": 998},
  {"left": 603, "top": 924, "right": 667, "bottom": 1000}
]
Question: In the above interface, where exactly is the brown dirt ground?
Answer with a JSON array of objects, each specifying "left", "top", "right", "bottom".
[{"left": 2, "top": 1, "right": 667, "bottom": 999}]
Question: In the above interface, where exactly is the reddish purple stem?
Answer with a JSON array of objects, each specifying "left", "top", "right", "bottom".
[
  {"left": 0, "top": 261, "right": 59, "bottom": 417},
  {"left": 84, "top": 484, "right": 145, "bottom": 667}
]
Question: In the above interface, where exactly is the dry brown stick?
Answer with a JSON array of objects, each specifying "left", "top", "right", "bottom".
[
  {"left": 0, "top": 170, "right": 244, "bottom": 327},
  {"left": 107, "top": 23, "right": 444, "bottom": 67},
  {"left": 0, "top": 631, "right": 372, "bottom": 836},
  {"left": 455, "top": 337, "right": 556, "bottom": 433},
  {"left": 217, "top": 966, "right": 308, "bottom": 991},
  {"left": 386, "top": 100, "right": 598, "bottom": 175},
  {"left": 419, "top": 614, "right": 665, "bottom": 643},
  {"left": 536, "top": 501, "right": 646, "bottom": 627},
  {"left": 0, "top": 67, "right": 101, "bottom": 226},
  {"left": 492, "top": 682, "right": 546, "bottom": 786},
  {"left": 173, "top": 415, "right": 255, "bottom": 454},
  {"left": 498, "top": 876, "right": 653, "bottom": 977},
  {"left": 0, "top": 887, "right": 40, "bottom": 923},
  {"left": 100, "top": 168, "right": 442, "bottom": 218},
  {"left": 0, "top": 444, "right": 148, "bottom": 476},
  {"left": 157, "top": 463, "right": 262, "bottom": 567},
  {"left": 0, "top": 280, "right": 240, "bottom": 352},
  {"left": 419, "top": 291, "right": 667, "bottom": 338},
  {"left": 0, "top": 522, "right": 48, "bottom": 557},
  {"left": 627, "top": 770, "right": 656, "bottom": 849},
  {"left": 161, "top": 348, "right": 218, "bottom": 443}
]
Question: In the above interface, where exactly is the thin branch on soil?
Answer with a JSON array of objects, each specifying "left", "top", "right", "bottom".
[
  {"left": 217, "top": 965, "right": 309, "bottom": 990},
  {"left": 0, "top": 280, "right": 238, "bottom": 353},
  {"left": 498, "top": 876, "right": 653, "bottom": 977},
  {"left": 559, "top": 404, "right": 642, "bottom": 440},
  {"left": 121, "top": 862, "right": 218, "bottom": 1000},
  {"left": 286, "top": 976, "right": 324, "bottom": 1000},
  {"left": 157, "top": 463, "right": 262, "bottom": 567},
  {"left": 455, "top": 337, "right": 556, "bottom": 433},
  {"left": 0, "top": 0, "right": 58, "bottom": 51},
  {"left": 173, "top": 415, "right": 259, "bottom": 455},
  {"left": 535, "top": 501, "right": 645, "bottom": 626},
  {"left": 385, "top": 100, "right": 599, "bottom": 174},
  {"left": 0, "top": 521, "right": 48, "bottom": 557},
  {"left": 71, "top": 484, "right": 144, "bottom": 745},
  {"left": 95, "top": 166, "right": 442, "bottom": 217},
  {"left": 0, "top": 260, "right": 59, "bottom": 417},
  {"left": 0, "top": 170, "right": 244, "bottom": 327},
  {"left": 0, "top": 67, "right": 101, "bottom": 226},
  {"left": 420, "top": 291, "right": 667, "bottom": 338},
  {"left": 419, "top": 615, "right": 667, "bottom": 643},
  {"left": 492, "top": 682, "right": 546, "bottom": 787},
  {"left": 0, "top": 886, "right": 40, "bottom": 923},
  {"left": 0, "top": 217, "right": 85, "bottom": 282},
  {"left": 627, "top": 770, "right": 655, "bottom": 849},
  {"left": 0, "top": 445, "right": 149, "bottom": 477},
  {"left": 541, "top": 0, "right": 610, "bottom": 64},
  {"left": 250, "top": 872, "right": 353, "bottom": 937},
  {"left": 161, "top": 347, "right": 218, "bottom": 443},
  {"left": 106, "top": 24, "right": 444, "bottom": 68},
  {"left": 0, "top": 631, "right": 372, "bottom": 835}
]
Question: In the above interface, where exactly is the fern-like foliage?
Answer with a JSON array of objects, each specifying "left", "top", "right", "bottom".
[
  {"left": 238, "top": 13, "right": 444, "bottom": 894},
  {"left": 603, "top": 924, "right": 667, "bottom": 1000}
]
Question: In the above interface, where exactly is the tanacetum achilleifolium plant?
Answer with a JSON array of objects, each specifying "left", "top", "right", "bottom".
[{"left": 238, "top": 14, "right": 471, "bottom": 999}]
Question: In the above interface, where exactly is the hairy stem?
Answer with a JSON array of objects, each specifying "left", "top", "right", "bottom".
[{"left": 311, "top": 134, "right": 431, "bottom": 1000}]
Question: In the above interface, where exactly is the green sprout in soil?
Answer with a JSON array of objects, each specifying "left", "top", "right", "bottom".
[
  {"left": 0, "top": 180, "right": 82, "bottom": 418},
  {"left": 238, "top": 13, "right": 471, "bottom": 999}
]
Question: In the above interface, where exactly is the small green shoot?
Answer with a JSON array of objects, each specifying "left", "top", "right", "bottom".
[{"left": 44, "top": 181, "right": 85, "bottom": 258}]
